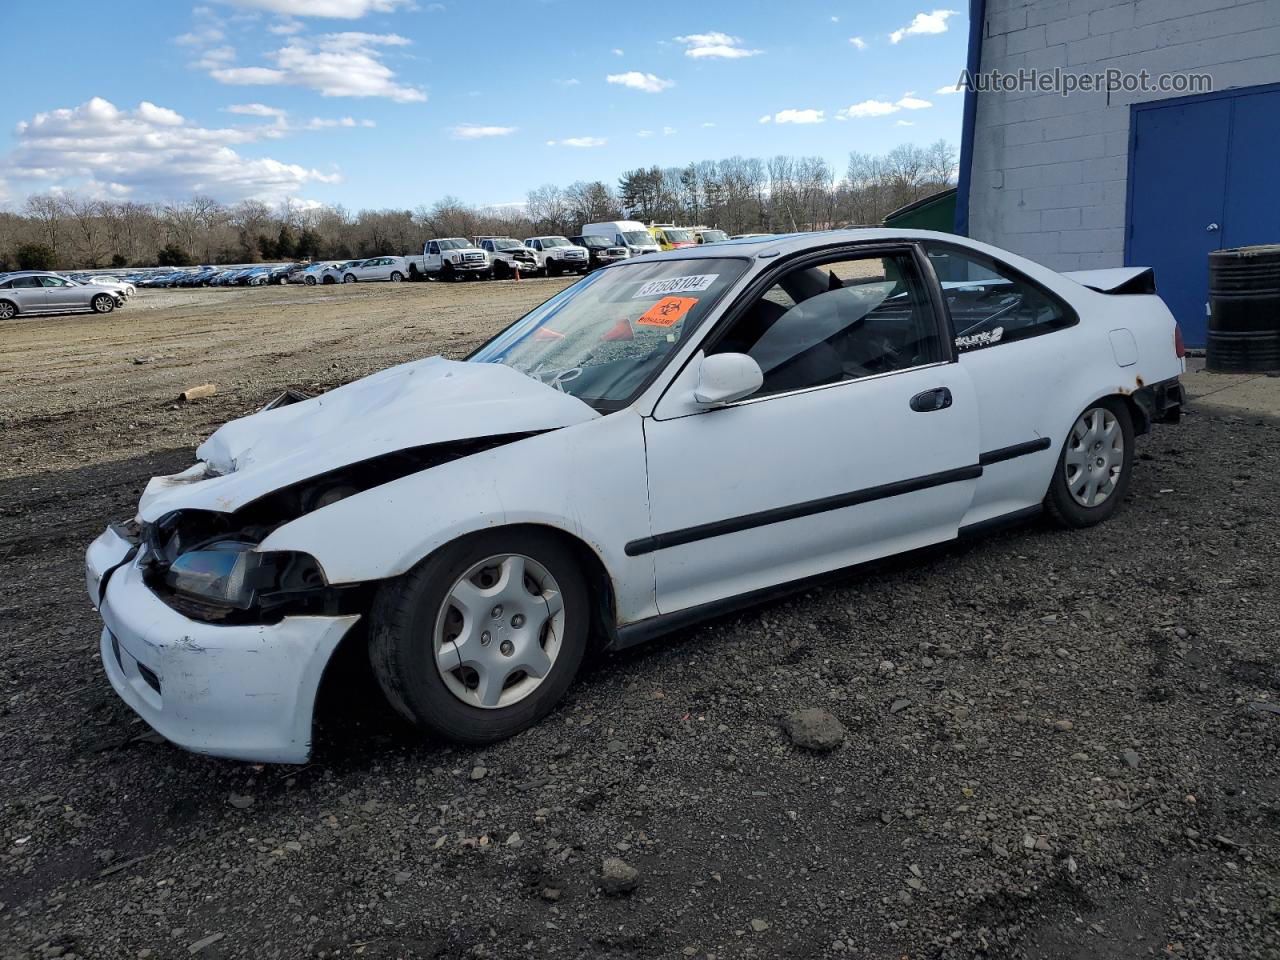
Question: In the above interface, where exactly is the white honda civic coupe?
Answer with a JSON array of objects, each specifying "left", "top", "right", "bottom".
[{"left": 85, "top": 230, "right": 1185, "bottom": 763}]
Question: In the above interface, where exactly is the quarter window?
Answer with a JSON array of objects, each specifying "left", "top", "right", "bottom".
[
  {"left": 925, "top": 245, "right": 1076, "bottom": 351},
  {"left": 711, "top": 251, "right": 944, "bottom": 397}
]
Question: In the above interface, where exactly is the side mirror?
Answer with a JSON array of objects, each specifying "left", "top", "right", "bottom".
[{"left": 693, "top": 353, "right": 763, "bottom": 406}]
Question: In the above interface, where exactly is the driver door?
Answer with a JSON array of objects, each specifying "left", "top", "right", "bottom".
[{"left": 641, "top": 246, "right": 980, "bottom": 615}]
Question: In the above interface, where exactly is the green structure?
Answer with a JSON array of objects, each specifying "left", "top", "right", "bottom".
[{"left": 882, "top": 187, "right": 958, "bottom": 233}]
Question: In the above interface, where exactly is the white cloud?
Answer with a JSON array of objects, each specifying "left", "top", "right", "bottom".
[
  {"left": 194, "top": 45, "right": 237, "bottom": 69},
  {"left": 224, "top": 0, "right": 415, "bottom": 17},
  {"left": 546, "top": 136, "right": 607, "bottom": 147},
  {"left": 449, "top": 123, "right": 517, "bottom": 140},
  {"left": 674, "top": 32, "right": 762, "bottom": 59},
  {"left": 935, "top": 83, "right": 964, "bottom": 94},
  {"left": 611, "top": 48, "right": 624, "bottom": 56},
  {"left": 210, "top": 32, "right": 426, "bottom": 102},
  {"left": 830, "top": 15, "right": 840, "bottom": 23},
  {"left": 636, "top": 129, "right": 653, "bottom": 138},
  {"left": 177, "top": 28, "right": 225, "bottom": 45},
  {"left": 308, "top": 116, "right": 376, "bottom": 128},
  {"left": 662, "top": 126, "right": 677, "bottom": 135},
  {"left": 556, "top": 78, "right": 581, "bottom": 87},
  {"left": 268, "top": 19, "right": 304, "bottom": 34},
  {"left": 758, "top": 114, "right": 772, "bottom": 124},
  {"left": 771, "top": 108, "right": 825, "bottom": 124},
  {"left": 837, "top": 94, "right": 934, "bottom": 119},
  {"left": 701, "top": 121, "right": 716, "bottom": 127},
  {"left": 849, "top": 36, "right": 868, "bottom": 50},
  {"left": 226, "top": 102, "right": 288, "bottom": 118},
  {"left": 897, "top": 94, "right": 933, "bottom": 109},
  {"left": 2, "top": 96, "right": 339, "bottom": 203},
  {"left": 890, "top": 9, "right": 959, "bottom": 44},
  {"left": 137, "top": 102, "right": 186, "bottom": 126},
  {"left": 896, "top": 119, "right": 915, "bottom": 126},
  {"left": 606, "top": 71, "right": 674, "bottom": 93}
]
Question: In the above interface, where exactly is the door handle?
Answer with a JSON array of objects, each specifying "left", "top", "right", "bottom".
[{"left": 910, "top": 387, "right": 953, "bottom": 412}]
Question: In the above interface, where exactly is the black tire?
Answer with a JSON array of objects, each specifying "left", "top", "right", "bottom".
[
  {"left": 368, "top": 529, "right": 589, "bottom": 744},
  {"left": 343, "top": 273, "right": 357, "bottom": 284},
  {"left": 390, "top": 271, "right": 404, "bottom": 283},
  {"left": 0, "top": 299, "right": 16, "bottom": 321},
  {"left": 408, "top": 264, "right": 421, "bottom": 282},
  {"left": 494, "top": 261, "right": 509, "bottom": 280},
  {"left": 1044, "top": 397, "right": 1134, "bottom": 529},
  {"left": 305, "top": 275, "right": 317, "bottom": 286},
  {"left": 545, "top": 260, "right": 559, "bottom": 277},
  {"left": 322, "top": 275, "right": 335, "bottom": 285},
  {"left": 91, "top": 294, "right": 115, "bottom": 314},
  {"left": 442, "top": 262, "right": 456, "bottom": 282}
]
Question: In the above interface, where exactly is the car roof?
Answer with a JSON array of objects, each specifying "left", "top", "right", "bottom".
[{"left": 639, "top": 227, "right": 977, "bottom": 261}]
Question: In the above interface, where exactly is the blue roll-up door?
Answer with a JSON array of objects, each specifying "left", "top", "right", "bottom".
[{"left": 1126, "top": 83, "right": 1280, "bottom": 347}]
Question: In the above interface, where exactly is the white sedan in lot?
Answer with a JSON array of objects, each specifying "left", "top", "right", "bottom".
[
  {"left": 337, "top": 256, "right": 411, "bottom": 283},
  {"left": 86, "top": 229, "right": 1185, "bottom": 763}
]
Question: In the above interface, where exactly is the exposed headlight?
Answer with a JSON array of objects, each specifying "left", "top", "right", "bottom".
[{"left": 165, "top": 541, "right": 324, "bottom": 610}]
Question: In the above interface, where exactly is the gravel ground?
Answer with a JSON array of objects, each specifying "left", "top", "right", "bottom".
[{"left": 1, "top": 283, "right": 1277, "bottom": 960}]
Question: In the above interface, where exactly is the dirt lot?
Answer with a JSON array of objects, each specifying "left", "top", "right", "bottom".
[{"left": 1, "top": 282, "right": 1277, "bottom": 960}]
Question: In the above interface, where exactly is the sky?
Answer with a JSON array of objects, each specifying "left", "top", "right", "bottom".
[{"left": 0, "top": 0, "right": 970, "bottom": 212}]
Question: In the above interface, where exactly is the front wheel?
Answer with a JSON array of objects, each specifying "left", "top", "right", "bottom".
[
  {"left": 1044, "top": 398, "right": 1134, "bottom": 528},
  {"left": 389, "top": 271, "right": 403, "bottom": 283},
  {"left": 442, "top": 262, "right": 456, "bottom": 282},
  {"left": 368, "top": 530, "right": 589, "bottom": 744},
  {"left": 343, "top": 273, "right": 357, "bottom": 284},
  {"left": 91, "top": 294, "right": 115, "bottom": 314}
]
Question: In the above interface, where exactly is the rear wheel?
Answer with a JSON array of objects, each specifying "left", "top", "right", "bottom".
[
  {"left": 305, "top": 275, "right": 317, "bottom": 286},
  {"left": 0, "top": 300, "right": 16, "bottom": 320},
  {"left": 91, "top": 294, "right": 115, "bottom": 314},
  {"left": 1044, "top": 397, "right": 1134, "bottom": 528},
  {"left": 368, "top": 529, "right": 589, "bottom": 744}
]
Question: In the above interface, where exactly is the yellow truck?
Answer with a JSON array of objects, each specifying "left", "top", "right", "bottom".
[{"left": 647, "top": 223, "right": 698, "bottom": 251}]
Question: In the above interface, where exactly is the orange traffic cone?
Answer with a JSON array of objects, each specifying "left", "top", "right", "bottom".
[{"left": 513, "top": 264, "right": 521, "bottom": 282}]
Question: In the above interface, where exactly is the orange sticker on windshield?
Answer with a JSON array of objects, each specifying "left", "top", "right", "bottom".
[{"left": 637, "top": 296, "right": 697, "bottom": 328}]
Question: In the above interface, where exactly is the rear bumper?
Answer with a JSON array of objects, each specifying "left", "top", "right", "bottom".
[
  {"left": 86, "top": 526, "right": 359, "bottom": 764},
  {"left": 1132, "top": 375, "right": 1183, "bottom": 429}
]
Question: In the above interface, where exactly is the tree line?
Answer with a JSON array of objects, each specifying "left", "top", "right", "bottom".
[{"left": 0, "top": 140, "right": 957, "bottom": 271}]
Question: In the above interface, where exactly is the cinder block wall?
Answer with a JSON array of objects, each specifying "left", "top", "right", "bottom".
[{"left": 968, "top": 0, "right": 1280, "bottom": 270}]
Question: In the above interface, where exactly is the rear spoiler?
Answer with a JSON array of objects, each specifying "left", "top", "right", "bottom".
[{"left": 1061, "top": 266, "right": 1156, "bottom": 295}]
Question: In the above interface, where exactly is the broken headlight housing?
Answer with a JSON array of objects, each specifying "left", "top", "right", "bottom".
[{"left": 165, "top": 541, "right": 324, "bottom": 610}]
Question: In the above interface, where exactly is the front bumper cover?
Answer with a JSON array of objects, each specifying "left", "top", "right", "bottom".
[{"left": 86, "top": 525, "right": 359, "bottom": 764}]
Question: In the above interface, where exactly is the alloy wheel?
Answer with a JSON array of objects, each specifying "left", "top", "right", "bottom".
[
  {"left": 1064, "top": 407, "right": 1124, "bottom": 507},
  {"left": 432, "top": 554, "right": 565, "bottom": 709}
]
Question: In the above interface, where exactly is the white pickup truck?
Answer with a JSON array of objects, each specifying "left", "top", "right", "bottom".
[
  {"left": 416, "top": 238, "right": 492, "bottom": 281},
  {"left": 475, "top": 237, "right": 540, "bottom": 279},
  {"left": 523, "top": 236, "right": 590, "bottom": 276}
]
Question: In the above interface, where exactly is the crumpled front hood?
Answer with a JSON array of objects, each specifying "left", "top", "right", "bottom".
[{"left": 137, "top": 357, "right": 598, "bottom": 520}]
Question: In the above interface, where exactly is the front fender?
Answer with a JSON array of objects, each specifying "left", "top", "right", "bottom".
[{"left": 259, "top": 412, "right": 660, "bottom": 626}]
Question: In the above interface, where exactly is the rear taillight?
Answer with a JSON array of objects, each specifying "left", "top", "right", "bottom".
[{"left": 1174, "top": 323, "right": 1186, "bottom": 358}]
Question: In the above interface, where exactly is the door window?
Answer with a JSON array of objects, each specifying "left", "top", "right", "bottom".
[
  {"left": 39, "top": 276, "right": 69, "bottom": 287},
  {"left": 13, "top": 277, "right": 42, "bottom": 288},
  {"left": 711, "top": 251, "right": 944, "bottom": 397},
  {"left": 428, "top": 243, "right": 439, "bottom": 255},
  {"left": 925, "top": 245, "right": 1076, "bottom": 351}
]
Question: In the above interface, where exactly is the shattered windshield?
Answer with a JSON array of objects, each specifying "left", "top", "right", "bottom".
[{"left": 469, "top": 257, "right": 747, "bottom": 409}]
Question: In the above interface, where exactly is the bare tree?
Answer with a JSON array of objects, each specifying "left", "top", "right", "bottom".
[{"left": 24, "top": 195, "right": 64, "bottom": 262}]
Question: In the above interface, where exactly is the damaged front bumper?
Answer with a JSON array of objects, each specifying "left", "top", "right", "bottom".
[{"left": 86, "top": 525, "right": 358, "bottom": 764}]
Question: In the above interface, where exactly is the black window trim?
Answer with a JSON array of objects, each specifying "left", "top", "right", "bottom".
[
  {"left": 919, "top": 240, "right": 1080, "bottom": 349},
  {"left": 654, "top": 240, "right": 958, "bottom": 415}
]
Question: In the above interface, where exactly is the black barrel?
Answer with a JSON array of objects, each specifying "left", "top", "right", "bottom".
[{"left": 1207, "top": 244, "right": 1280, "bottom": 372}]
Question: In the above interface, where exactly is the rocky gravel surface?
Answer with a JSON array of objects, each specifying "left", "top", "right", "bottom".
[{"left": 1, "top": 283, "right": 1278, "bottom": 959}]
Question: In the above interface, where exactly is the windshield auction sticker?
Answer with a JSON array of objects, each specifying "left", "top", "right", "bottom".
[
  {"left": 637, "top": 296, "right": 698, "bottom": 328},
  {"left": 633, "top": 274, "right": 717, "bottom": 298}
]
